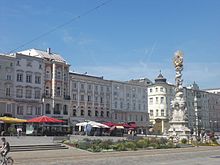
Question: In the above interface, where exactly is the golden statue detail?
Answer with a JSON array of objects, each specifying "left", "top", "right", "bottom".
[{"left": 173, "top": 50, "right": 183, "bottom": 68}]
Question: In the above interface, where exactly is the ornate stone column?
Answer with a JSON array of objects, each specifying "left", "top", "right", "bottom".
[{"left": 168, "top": 51, "right": 190, "bottom": 139}]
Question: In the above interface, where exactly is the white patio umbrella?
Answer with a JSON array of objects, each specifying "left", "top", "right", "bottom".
[{"left": 76, "top": 121, "right": 109, "bottom": 128}]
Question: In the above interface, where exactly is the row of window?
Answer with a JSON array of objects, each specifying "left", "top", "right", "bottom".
[
  {"left": 149, "top": 109, "right": 165, "bottom": 117},
  {"left": 16, "top": 60, "right": 42, "bottom": 69},
  {"left": 45, "top": 104, "right": 68, "bottom": 115},
  {"left": 72, "top": 93, "right": 109, "bottom": 103},
  {"left": 17, "top": 73, "right": 41, "bottom": 84},
  {"left": 17, "top": 106, "right": 41, "bottom": 115},
  {"left": 149, "top": 97, "right": 165, "bottom": 104},
  {"left": 113, "top": 92, "right": 146, "bottom": 99},
  {"left": 72, "top": 82, "right": 110, "bottom": 92},
  {"left": 114, "top": 113, "right": 147, "bottom": 122},
  {"left": 114, "top": 102, "right": 146, "bottom": 110},
  {"left": 149, "top": 87, "right": 165, "bottom": 93},
  {"left": 72, "top": 109, "right": 110, "bottom": 118},
  {"left": 16, "top": 88, "right": 41, "bottom": 99}
]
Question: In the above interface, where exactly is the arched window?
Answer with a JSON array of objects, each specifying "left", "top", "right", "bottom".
[
  {"left": 95, "top": 111, "right": 99, "bottom": 117},
  {"left": 54, "top": 104, "right": 61, "bottom": 114},
  {"left": 81, "top": 110, "right": 84, "bottom": 116},
  {"left": 88, "top": 110, "right": 91, "bottom": 117},
  {"left": 101, "top": 111, "right": 104, "bottom": 117},
  {"left": 73, "top": 109, "right": 76, "bottom": 116}
]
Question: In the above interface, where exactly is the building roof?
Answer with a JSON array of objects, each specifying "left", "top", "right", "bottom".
[
  {"left": 18, "top": 48, "right": 68, "bottom": 63},
  {"left": 155, "top": 72, "right": 167, "bottom": 84}
]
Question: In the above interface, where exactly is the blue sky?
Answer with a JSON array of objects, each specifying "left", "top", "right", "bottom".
[{"left": 1, "top": 0, "right": 220, "bottom": 89}]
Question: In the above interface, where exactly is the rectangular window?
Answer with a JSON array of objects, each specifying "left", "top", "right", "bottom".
[
  {"left": 95, "top": 85, "right": 98, "bottom": 91},
  {"left": 156, "top": 97, "right": 158, "bottom": 104},
  {"left": 138, "top": 104, "right": 141, "bottom": 110},
  {"left": 161, "top": 109, "right": 164, "bottom": 116},
  {"left": 17, "top": 73, "right": 23, "bottom": 82},
  {"left": 26, "top": 106, "right": 32, "bottom": 115},
  {"left": 156, "top": 109, "right": 159, "bottom": 116},
  {"left": 35, "top": 107, "right": 41, "bottom": 115},
  {"left": 56, "top": 87, "right": 61, "bottom": 96},
  {"left": 6, "top": 104, "right": 12, "bottom": 113},
  {"left": 114, "top": 102, "right": 117, "bottom": 109},
  {"left": 35, "top": 90, "right": 41, "bottom": 99},
  {"left": 95, "top": 96, "right": 98, "bottom": 102},
  {"left": 26, "top": 74, "right": 32, "bottom": 83},
  {"left": 120, "top": 102, "right": 123, "bottom": 109},
  {"left": 35, "top": 75, "right": 41, "bottom": 84},
  {"left": 73, "top": 82, "right": 77, "bottom": 89},
  {"left": 160, "top": 87, "right": 163, "bottom": 92},
  {"left": 17, "top": 106, "right": 23, "bottom": 115},
  {"left": 80, "top": 95, "right": 84, "bottom": 101},
  {"left": 156, "top": 88, "right": 158, "bottom": 92},
  {"left": 26, "top": 89, "right": 32, "bottom": 98},
  {"left": 150, "top": 88, "right": 152, "bottom": 93},
  {"left": 6, "top": 75, "right": 12, "bottom": 80},
  {"left": 16, "top": 60, "right": 20, "bottom": 66},
  {"left": 149, "top": 98, "right": 153, "bottom": 104},
  {"left": 100, "top": 97, "right": 104, "bottom": 104},
  {"left": 73, "top": 94, "right": 77, "bottom": 101},
  {"left": 16, "top": 89, "right": 23, "bottom": 98},
  {"left": 88, "top": 95, "right": 91, "bottom": 102},
  {"left": 160, "top": 97, "right": 164, "bottom": 104},
  {"left": 6, "top": 88, "right": 11, "bottom": 96},
  {"left": 133, "top": 103, "right": 136, "bottom": 110},
  {"left": 150, "top": 110, "right": 153, "bottom": 116}
]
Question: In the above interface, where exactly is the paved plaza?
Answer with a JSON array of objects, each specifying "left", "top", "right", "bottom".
[{"left": 9, "top": 146, "right": 220, "bottom": 165}]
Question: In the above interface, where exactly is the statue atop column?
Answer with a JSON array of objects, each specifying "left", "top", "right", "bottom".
[{"left": 169, "top": 50, "right": 190, "bottom": 139}]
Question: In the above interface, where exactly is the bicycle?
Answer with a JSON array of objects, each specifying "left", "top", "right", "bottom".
[{"left": 0, "top": 154, "right": 14, "bottom": 165}]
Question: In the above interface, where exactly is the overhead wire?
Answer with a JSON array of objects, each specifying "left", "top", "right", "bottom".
[{"left": 8, "top": 0, "right": 113, "bottom": 54}]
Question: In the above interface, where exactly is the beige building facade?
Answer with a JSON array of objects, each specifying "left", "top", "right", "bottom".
[{"left": 69, "top": 72, "right": 112, "bottom": 126}]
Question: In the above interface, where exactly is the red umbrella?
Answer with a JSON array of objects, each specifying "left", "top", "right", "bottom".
[{"left": 27, "top": 115, "right": 64, "bottom": 123}]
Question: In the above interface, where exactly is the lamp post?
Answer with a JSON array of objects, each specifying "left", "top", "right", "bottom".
[
  {"left": 209, "top": 120, "right": 213, "bottom": 131},
  {"left": 194, "top": 93, "right": 199, "bottom": 137},
  {"left": 214, "top": 121, "right": 217, "bottom": 132}
]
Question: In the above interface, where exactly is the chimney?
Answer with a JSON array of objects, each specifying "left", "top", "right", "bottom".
[{"left": 47, "top": 48, "right": 51, "bottom": 54}]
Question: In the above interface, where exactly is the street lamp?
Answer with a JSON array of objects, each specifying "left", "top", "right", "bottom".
[
  {"left": 194, "top": 93, "right": 199, "bottom": 137},
  {"left": 214, "top": 121, "right": 217, "bottom": 132}
]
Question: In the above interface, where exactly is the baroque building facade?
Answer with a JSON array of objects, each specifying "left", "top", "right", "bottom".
[
  {"left": 14, "top": 53, "right": 44, "bottom": 119},
  {"left": 1, "top": 48, "right": 220, "bottom": 134},
  {"left": 111, "top": 79, "right": 150, "bottom": 134},
  {"left": 0, "top": 54, "right": 15, "bottom": 116},
  {"left": 148, "top": 73, "right": 220, "bottom": 134},
  {"left": 69, "top": 72, "right": 112, "bottom": 125},
  {"left": 18, "top": 48, "right": 70, "bottom": 124}
]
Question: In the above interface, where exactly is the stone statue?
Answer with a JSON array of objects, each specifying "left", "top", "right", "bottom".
[{"left": 169, "top": 50, "right": 190, "bottom": 138}]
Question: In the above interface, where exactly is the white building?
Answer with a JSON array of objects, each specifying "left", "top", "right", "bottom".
[
  {"left": 148, "top": 73, "right": 174, "bottom": 133},
  {"left": 208, "top": 93, "right": 220, "bottom": 132},
  {"left": 111, "top": 80, "right": 149, "bottom": 134},
  {"left": 13, "top": 53, "right": 44, "bottom": 119},
  {"left": 69, "top": 72, "right": 112, "bottom": 125},
  {"left": 19, "top": 48, "right": 70, "bottom": 124},
  {"left": 0, "top": 54, "right": 15, "bottom": 117}
]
